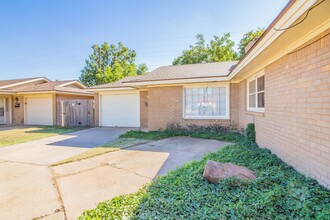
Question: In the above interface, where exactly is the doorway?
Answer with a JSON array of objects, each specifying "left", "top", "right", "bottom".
[{"left": 0, "top": 98, "right": 5, "bottom": 124}]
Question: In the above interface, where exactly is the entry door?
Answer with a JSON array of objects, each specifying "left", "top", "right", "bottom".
[{"left": 0, "top": 98, "right": 4, "bottom": 124}]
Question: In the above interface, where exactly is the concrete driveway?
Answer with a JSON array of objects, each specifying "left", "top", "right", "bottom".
[
  {"left": 0, "top": 133, "right": 231, "bottom": 220},
  {"left": 0, "top": 127, "right": 131, "bottom": 165}
]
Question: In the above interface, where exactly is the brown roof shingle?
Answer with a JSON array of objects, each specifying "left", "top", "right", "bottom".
[
  {"left": 89, "top": 75, "right": 145, "bottom": 89},
  {"left": 14, "top": 80, "right": 74, "bottom": 92},
  {"left": 0, "top": 78, "right": 91, "bottom": 95},
  {"left": 124, "top": 61, "right": 238, "bottom": 83},
  {"left": 89, "top": 61, "right": 238, "bottom": 89},
  {"left": 0, "top": 77, "right": 44, "bottom": 88}
]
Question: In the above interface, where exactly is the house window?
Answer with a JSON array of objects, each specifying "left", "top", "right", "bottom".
[
  {"left": 248, "top": 73, "right": 265, "bottom": 112},
  {"left": 184, "top": 85, "right": 229, "bottom": 119}
]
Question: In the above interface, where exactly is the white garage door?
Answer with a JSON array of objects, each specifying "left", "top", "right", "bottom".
[
  {"left": 25, "top": 96, "right": 53, "bottom": 125},
  {"left": 100, "top": 93, "right": 140, "bottom": 127}
]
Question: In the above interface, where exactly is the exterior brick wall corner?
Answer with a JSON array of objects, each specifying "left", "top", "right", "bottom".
[{"left": 238, "top": 30, "right": 330, "bottom": 188}]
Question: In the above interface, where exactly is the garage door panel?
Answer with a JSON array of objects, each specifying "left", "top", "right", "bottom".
[
  {"left": 25, "top": 97, "right": 53, "bottom": 125},
  {"left": 100, "top": 93, "right": 140, "bottom": 127}
]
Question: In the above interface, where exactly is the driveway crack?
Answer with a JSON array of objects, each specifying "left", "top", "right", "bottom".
[
  {"left": 54, "top": 164, "right": 104, "bottom": 178},
  {"left": 104, "top": 162, "right": 153, "bottom": 180},
  {"left": 50, "top": 167, "right": 68, "bottom": 220},
  {"left": 32, "top": 208, "right": 61, "bottom": 220}
]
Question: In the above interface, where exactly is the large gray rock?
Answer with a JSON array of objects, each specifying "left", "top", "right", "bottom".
[{"left": 203, "top": 160, "right": 256, "bottom": 183}]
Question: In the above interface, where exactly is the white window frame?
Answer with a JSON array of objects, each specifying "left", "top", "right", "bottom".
[
  {"left": 182, "top": 83, "right": 230, "bottom": 120},
  {"left": 247, "top": 70, "right": 265, "bottom": 112}
]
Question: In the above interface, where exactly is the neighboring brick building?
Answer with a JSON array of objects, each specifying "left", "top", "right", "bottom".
[
  {"left": 0, "top": 77, "right": 93, "bottom": 126},
  {"left": 90, "top": 0, "right": 330, "bottom": 188}
]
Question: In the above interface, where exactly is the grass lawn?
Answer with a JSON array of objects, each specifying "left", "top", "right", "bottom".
[
  {"left": 0, "top": 126, "right": 83, "bottom": 148},
  {"left": 51, "top": 138, "right": 151, "bottom": 166},
  {"left": 79, "top": 130, "right": 330, "bottom": 220}
]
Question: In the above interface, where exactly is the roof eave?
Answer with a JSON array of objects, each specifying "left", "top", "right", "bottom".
[
  {"left": 15, "top": 90, "right": 93, "bottom": 96},
  {"left": 0, "top": 91, "right": 15, "bottom": 95},
  {"left": 87, "top": 87, "right": 137, "bottom": 92},
  {"left": 229, "top": 0, "right": 318, "bottom": 80},
  {"left": 123, "top": 76, "right": 233, "bottom": 86}
]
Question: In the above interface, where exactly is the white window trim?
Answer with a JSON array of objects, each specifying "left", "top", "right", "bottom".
[
  {"left": 247, "top": 70, "right": 265, "bottom": 112},
  {"left": 182, "top": 83, "right": 230, "bottom": 120}
]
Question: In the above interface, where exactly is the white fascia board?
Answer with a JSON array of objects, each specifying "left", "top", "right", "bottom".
[
  {"left": 16, "top": 91, "right": 56, "bottom": 95},
  {"left": 87, "top": 87, "right": 137, "bottom": 92},
  {"left": 229, "top": 0, "right": 317, "bottom": 80},
  {"left": 123, "top": 76, "right": 230, "bottom": 87},
  {"left": 0, "top": 90, "right": 15, "bottom": 94}
]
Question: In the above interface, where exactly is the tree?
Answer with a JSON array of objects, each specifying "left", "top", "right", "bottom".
[
  {"left": 238, "top": 28, "right": 265, "bottom": 58},
  {"left": 209, "top": 33, "right": 238, "bottom": 62},
  {"left": 80, "top": 42, "right": 147, "bottom": 86},
  {"left": 172, "top": 33, "right": 237, "bottom": 65},
  {"left": 172, "top": 34, "right": 208, "bottom": 65}
]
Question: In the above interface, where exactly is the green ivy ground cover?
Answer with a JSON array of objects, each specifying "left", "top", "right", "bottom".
[{"left": 79, "top": 131, "right": 330, "bottom": 220}]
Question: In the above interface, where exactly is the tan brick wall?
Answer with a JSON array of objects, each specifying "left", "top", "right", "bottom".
[
  {"left": 140, "top": 91, "right": 148, "bottom": 129},
  {"left": 230, "top": 83, "right": 239, "bottom": 128},
  {"left": 52, "top": 94, "right": 56, "bottom": 125},
  {"left": 237, "top": 80, "right": 254, "bottom": 131},
  {"left": 94, "top": 93, "right": 99, "bottom": 127},
  {"left": 238, "top": 30, "right": 330, "bottom": 187},
  {"left": 147, "top": 85, "right": 238, "bottom": 130}
]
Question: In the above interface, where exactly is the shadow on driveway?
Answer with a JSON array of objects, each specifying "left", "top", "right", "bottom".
[
  {"left": 0, "top": 127, "right": 133, "bottom": 166},
  {"left": 47, "top": 127, "right": 133, "bottom": 148}
]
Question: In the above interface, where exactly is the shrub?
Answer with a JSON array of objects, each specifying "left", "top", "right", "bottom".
[
  {"left": 121, "top": 129, "right": 243, "bottom": 143},
  {"left": 166, "top": 123, "right": 231, "bottom": 133},
  {"left": 246, "top": 123, "right": 256, "bottom": 143}
]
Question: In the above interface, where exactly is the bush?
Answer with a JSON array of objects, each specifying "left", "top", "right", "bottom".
[
  {"left": 80, "top": 131, "right": 330, "bottom": 220},
  {"left": 121, "top": 129, "right": 243, "bottom": 143},
  {"left": 166, "top": 123, "right": 231, "bottom": 133},
  {"left": 246, "top": 123, "right": 256, "bottom": 143}
]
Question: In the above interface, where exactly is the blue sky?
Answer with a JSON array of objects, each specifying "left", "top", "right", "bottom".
[{"left": 0, "top": 0, "right": 288, "bottom": 80}]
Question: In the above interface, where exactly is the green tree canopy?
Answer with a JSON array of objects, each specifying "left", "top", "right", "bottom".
[
  {"left": 172, "top": 34, "right": 209, "bottom": 65},
  {"left": 172, "top": 33, "right": 237, "bottom": 65},
  {"left": 209, "top": 33, "right": 237, "bottom": 62},
  {"left": 238, "top": 28, "right": 265, "bottom": 58},
  {"left": 80, "top": 42, "right": 147, "bottom": 86}
]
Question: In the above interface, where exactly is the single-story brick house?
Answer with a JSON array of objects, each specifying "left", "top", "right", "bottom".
[
  {"left": 90, "top": 0, "right": 330, "bottom": 187},
  {"left": 0, "top": 77, "right": 93, "bottom": 125}
]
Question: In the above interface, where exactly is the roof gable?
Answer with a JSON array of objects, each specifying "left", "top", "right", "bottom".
[
  {"left": 58, "top": 80, "right": 86, "bottom": 89},
  {"left": 0, "top": 77, "right": 49, "bottom": 89}
]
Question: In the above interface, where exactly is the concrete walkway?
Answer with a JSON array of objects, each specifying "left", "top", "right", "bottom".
[{"left": 0, "top": 135, "right": 231, "bottom": 220}]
